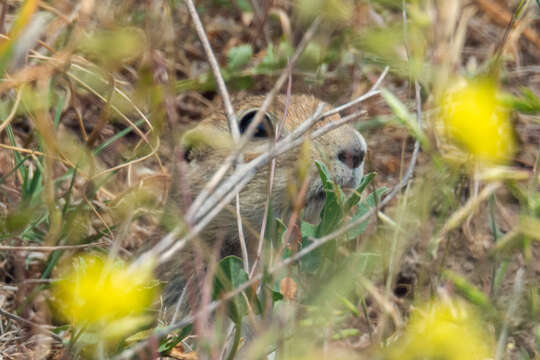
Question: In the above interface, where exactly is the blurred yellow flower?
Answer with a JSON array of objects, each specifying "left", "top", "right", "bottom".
[
  {"left": 387, "top": 299, "right": 493, "bottom": 360},
  {"left": 52, "top": 254, "right": 158, "bottom": 334},
  {"left": 439, "top": 79, "right": 515, "bottom": 165}
]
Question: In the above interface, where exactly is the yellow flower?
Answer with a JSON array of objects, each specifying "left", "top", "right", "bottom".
[
  {"left": 439, "top": 79, "right": 515, "bottom": 165},
  {"left": 52, "top": 254, "right": 158, "bottom": 335},
  {"left": 387, "top": 299, "right": 493, "bottom": 360}
]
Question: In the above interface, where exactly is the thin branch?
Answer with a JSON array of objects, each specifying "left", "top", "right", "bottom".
[
  {"left": 69, "top": 63, "right": 153, "bottom": 131},
  {"left": 158, "top": 174, "right": 253, "bottom": 264},
  {"left": 184, "top": 0, "right": 240, "bottom": 142},
  {"left": 236, "top": 193, "right": 249, "bottom": 273},
  {"left": 0, "top": 241, "right": 109, "bottom": 251},
  {"left": 170, "top": 276, "right": 191, "bottom": 325},
  {"left": 90, "top": 136, "right": 161, "bottom": 179},
  {"left": 67, "top": 71, "right": 152, "bottom": 147},
  {"left": 321, "top": 66, "right": 388, "bottom": 119}
]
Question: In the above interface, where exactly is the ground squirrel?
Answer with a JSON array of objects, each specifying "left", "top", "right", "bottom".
[{"left": 161, "top": 94, "right": 367, "bottom": 309}]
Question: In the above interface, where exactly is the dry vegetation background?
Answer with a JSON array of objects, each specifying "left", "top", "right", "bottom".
[{"left": 0, "top": 0, "right": 539, "bottom": 359}]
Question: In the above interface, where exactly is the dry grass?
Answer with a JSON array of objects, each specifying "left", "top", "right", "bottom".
[{"left": 0, "top": 0, "right": 539, "bottom": 359}]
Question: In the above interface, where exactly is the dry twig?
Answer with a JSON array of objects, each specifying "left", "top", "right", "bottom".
[
  {"left": 183, "top": 0, "right": 240, "bottom": 142},
  {"left": 0, "top": 308, "right": 63, "bottom": 343},
  {"left": 474, "top": 0, "right": 540, "bottom": 49},
  {"left": 0, "top": 241, "right": 109, "bottom": 251}
]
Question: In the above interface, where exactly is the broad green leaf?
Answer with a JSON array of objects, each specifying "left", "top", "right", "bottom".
[
  {"left": 347, "top": 187, "right": 387, "bottom": 238},
  {"left": 300, "top": 238, "right": 321, "bottom": 273},
  {"left": 236, "top": 0, "right": 252, "bottom": 12},
  {"left": 315, "top": 161, "right": 345, "bottom": 237},
  {"left": 227, "top": 75, "right": 254, "bottom": 91},
  {"left": 255, "top": 41, "right": 291, "bottom": 73},
  {"left": 301, "top": 221, "right": 317, "bottom": 238},
  {"left": 227, "top": 44, "right": 253, "bottom": 70},
  {"left": 344, "top": 172, "right": 376, "bottom": 213},
  {"left": 257, "top": 44, "right": 279, "bottom": 72},
  {"left": 212, "top": 256, "right": 251, "bottom": 323}
]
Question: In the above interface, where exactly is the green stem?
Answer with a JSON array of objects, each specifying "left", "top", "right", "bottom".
[{"left": 226, "top": 322, "right": 242, "bottom": 360}]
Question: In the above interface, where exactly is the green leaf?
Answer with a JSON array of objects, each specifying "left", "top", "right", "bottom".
[
  {"left": 4, "top": 123, "right": 26, "bottom": 180},
  {"left": 0, "top": 155, "right": 29, "bottom": 186},
  {"left": 346, "top": 187, "right": 387, "bottom": 238},
  {"left": 443, "top": 270, "right": 496, "bottom": 316},
  {"left": 23, "top": 164, "right": 42, "bottom": 204},
  {"left": 93, "top": 119, "right": 145, "bottom": 155},
  {"left": 301, "top": 221, "right": 317, "bottom": 238},
  {"left": 227, "top": 44, "right": 253, "bottom": 70},
  {"left": 235, "top": 0, "right": 252, "bottom": 12},
  {"left": 158, "top": 325, "right": 193, "bottom": 354},
  {"left": 271, "top": 289, "right": 284, "bottom": 302},
  {"left": 339, "top": 296, "right": 360, "bottom": 317},
  {"left": 256, "top": 44, "right": 279, "bottom": 72},
  {"left": 274, "top": 217, "right": 288, "bottom": 249},
  {"left": 501, "top": 88, "right": 540, "bottom": 115},
  {"left": 212, "top": 256, "right": 251, "bottom": 323},
  {"left": 315, "top": 161, "right": 345, "bottom": 237},
  {"left": 492, "top": 261, "right": 509, "bottom": 294},
  {"left": 53, "top": 95, "right": 65, "bottom": 128},
  {"left": 228, "top": 75, "right": 254, "bottom": 90},
  {"left": 344, "top": 172, "right": 376, "bottom": 213},
  {"left": 282, "top": 246, "right": 291, "bottom": 260},
  {"left": 300, "top": 238, "right": 322, "bottom": 273}
]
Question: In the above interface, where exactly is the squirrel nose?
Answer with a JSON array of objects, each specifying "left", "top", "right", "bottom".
[{"left": 338, "top": 147, "right": 365, "bottom": 169}]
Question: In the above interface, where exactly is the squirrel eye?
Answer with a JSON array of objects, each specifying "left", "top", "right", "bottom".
[
  {"left": 238, "top": 109, "right": 273, "bottom": 138},
  {"left": 183, "top": 146, "right": 193, "bottom": 163}
]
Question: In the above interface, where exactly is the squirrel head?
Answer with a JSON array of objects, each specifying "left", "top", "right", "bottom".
[{"left": 178, "top": 94, "right": 367, "bottom": 251}]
